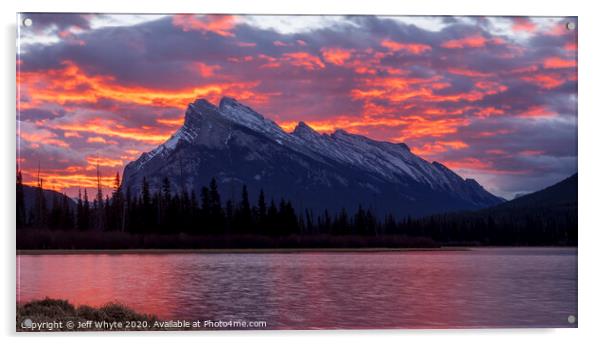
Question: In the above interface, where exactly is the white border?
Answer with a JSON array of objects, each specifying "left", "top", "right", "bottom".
[{"left": 2, "top": 1, "right": 601, "bottom": 344}]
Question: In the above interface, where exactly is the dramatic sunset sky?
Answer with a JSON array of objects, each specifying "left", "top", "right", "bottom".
[{"left": 17, "top": 14, "right": 577, "bottom": 199}]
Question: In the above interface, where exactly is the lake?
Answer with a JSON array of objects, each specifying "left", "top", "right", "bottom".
[{"left": 16, "top": 247, "right": 577, "bottom": 329}]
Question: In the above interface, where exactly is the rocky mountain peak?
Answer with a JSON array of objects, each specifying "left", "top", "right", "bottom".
[
  {"left": 292, "top": 121, "right": 320, "bottom": 138},
  {"left": 122, "top": 97, "right": 504, "bottom": 216}
]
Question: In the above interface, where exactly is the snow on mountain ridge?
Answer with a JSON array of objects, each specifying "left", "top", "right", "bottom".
[{"left": 131, "top": 97, "right": 494, "bottom": 200}]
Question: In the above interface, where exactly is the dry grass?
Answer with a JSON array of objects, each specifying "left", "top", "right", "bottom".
[{"left": 17, "top": 298, "right": 159, "bottom": 331}]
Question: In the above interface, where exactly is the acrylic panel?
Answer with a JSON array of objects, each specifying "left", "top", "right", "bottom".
[{"left": 16, "top": 13, "right": 577, "bottom": 331}]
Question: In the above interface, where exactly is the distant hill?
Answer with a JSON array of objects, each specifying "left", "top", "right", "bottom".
[
  {"left": 22, "top": 185, "right": 76, "bottom": 213},
  {"left": 421, "top": 174, "right": 577, "bottom": 245},
  {"left": 487, "top": 173, "right": 577, "bottom": 214}
]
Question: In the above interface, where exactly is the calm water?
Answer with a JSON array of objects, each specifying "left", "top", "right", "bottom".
[{"left": 17, "top": 248, "right": 577, "bottom": 329}]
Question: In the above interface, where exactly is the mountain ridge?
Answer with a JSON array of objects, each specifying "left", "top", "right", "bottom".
[{"left": 122, "top": 97, "right": 503, "bottom": 217}]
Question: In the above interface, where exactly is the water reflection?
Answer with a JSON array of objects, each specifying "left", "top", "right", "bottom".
[{"left": 17, "top": 248, "right": 577, "bottom": 328}]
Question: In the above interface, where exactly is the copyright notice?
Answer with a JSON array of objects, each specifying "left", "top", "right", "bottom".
[{"left": 19, "top": 318, "right": 267, "bottom": 331}]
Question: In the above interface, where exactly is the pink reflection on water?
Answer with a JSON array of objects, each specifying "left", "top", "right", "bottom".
[{"left": 17, "top": 249, "right": 577, "bottom": 328}]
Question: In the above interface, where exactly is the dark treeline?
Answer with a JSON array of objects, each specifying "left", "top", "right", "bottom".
[{"left": 16, "top": 170, "right": 576, "bottom": 246}]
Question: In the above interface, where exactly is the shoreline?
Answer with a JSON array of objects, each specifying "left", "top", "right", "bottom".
[{"left": 16, "top": 247, "right": 472, "bottom": 255}]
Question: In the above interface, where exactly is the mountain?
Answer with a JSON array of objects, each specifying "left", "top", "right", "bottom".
[
  {"left": 122, "top": 97, "right": 503, "bottom": 217},
  {"left": 22, "top": 185, "right": 76, "bottom": 212},
  {"left": 487, "top": 173, "right": 577, "bottom": 213},
  {"left": 431, "top": 173, "right": 577, "bottom": 245}
]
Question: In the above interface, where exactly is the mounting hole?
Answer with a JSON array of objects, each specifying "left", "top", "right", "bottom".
[
  {"left": 568, "top": 315, "right": 576, "bottom": 324},
  {"left": 23, "top": 18, "right": 33, "bottom": 27},
  {"left": 566, "top": 22, "right": 576, "bottom": 31}
]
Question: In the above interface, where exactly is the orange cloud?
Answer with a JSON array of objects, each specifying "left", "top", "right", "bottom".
[
  {"left": 350, "top": 76, "right": 505, "bottom": 109},
  {"left": 281, "top": 52, "right": 325, "bottom": 70},
  {"left": 280, "top": 113, "right": 469, "bottom": 142},
  {"left": 441, "top": 157, "right": 491, "bottom": 170},
  {"left": 321, "top": 48, "right": 353, "bottom": 65},
  {"left": 21, "top": 169, "right": 118, "bottom": 193},
  {"left": 474, "top": 81, "right": 508, "bottom": 94},
  {"left": 518, "top": 105, "right": 557, "bottom": 118},
  {"left": 86, "top": 136, "right": 108, "bottom": 144},
  {"left": 392, "top": 117, "right": 470, "bottom": 141},
  {"left": 196, "top": 62, "right": 221, "bottom": 77},
  {"left": 412, "top": 140, "right": 469, "bottom": 156},
  {"left": 442, "top": 35, "right": 488, "bottom": 49},
  {"left": 156, "top": 117, "right": 184, "bottom": 127},
  {"left": 543, "top": 57, "right": 577, "bottom": 69},
  {"left": 172, "top": 15, "right": 237, "bottom": 37},
  {"left": 47, "top": 118, "right": 171, "bottom": 144},
  {"left": 521, "top": 73, "right": 565, "bottom": 89},
  {"left": 19, "top": 127, "right": 69, "bottom": 148},
  {"left": 18, "top": 61, "right": 261, "bottom": 110},
  {"left": 475, "top": 107, "right": 505, "bottom": 117},
  {"left": 86, "top": 155, "right": 123, "bottom": 168},
  {"left": 63, "top": 131, "right": 81, "bottom": 138},
  {"left": 475, "top": 129, "right": 512, "bottom": 138},
  {"left": 447, "top": 68, "right": 494, "bottom": 78},
  {"left": 381, "top": 39, "right": 431, "bottom": 54}
]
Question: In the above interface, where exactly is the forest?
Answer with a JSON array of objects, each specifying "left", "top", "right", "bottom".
[{"left": 16, "top": 170, "right": 577, "bottom": 249}]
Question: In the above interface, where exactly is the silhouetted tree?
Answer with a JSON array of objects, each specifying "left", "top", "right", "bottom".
[{"left": 16, "top": 169, "right": 26, "bottom": 228}]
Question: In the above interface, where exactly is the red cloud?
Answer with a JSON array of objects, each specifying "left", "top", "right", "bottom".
[
  {"left": 48, "top": 118, "right": 171, "bottom": 145},
  {"left": 512, "top": 18, "right": 536, "bottom": 33},
  {"left": 411, "top": 140, "right": 469, "bottom": 156},
  {"left": 172, "top": 15, "right": 237, "bottom": 37},
  {"left": 19, "top": 127, "right": 70, "bottom": 149},
  {"left": 518, "top": 105, "right": 558, "bottom": 118},
  {"left": 393, "top": 117, "right": 470, "bottom": 141},
  {"left": 441, "top": 157, "right": 491, "bottom": 170},
  {"left": 521, "top": 73, "right": 565, "bottom": 89},
  {"left": 282, "top": 52, "right": 325, "bottom": 70},
  {"left": 475, "top": 107, "right": 505, "bottom": 118},
  {"left": 18, "top": 60, "right": 262, "bottom": 110},
  {"left": 381, "top": 39, "right": 431, "bottom": 54},
  {"left": 447, "top": 68, "right": 494, "bottom": 78},
  {"left": 543, "top": 57, "right": 577, "bottom": 69},
  {"left": 564, "top": 42, "right": 577, "bottom": 51},
  {"left": 86, "top": 155, "right": 123, "bottom": 168},
  {"left": 321, "top": 48, "right": 353, "bottom": 66},
  {"left": 196, "top": 62, "right": 221, "bottom": 77},
  {"left": 441, "top": 35, "right": 488, "bottom": 49}
]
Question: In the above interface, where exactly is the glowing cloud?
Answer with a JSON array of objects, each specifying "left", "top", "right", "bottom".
[
  {"left": 321, "top": 48, "right": 353, "bottom": 65},
  {"left": 281, "top": 52, "right": 325, "bottom": 70},
  {"left": 172, "top": 15, "right": 237, "bottom": 37},
  {"left": 543, "top": 57, "right": 577, "bottom": 69},
  {"left": 442, "top": 35, "right": 488, "bottom": 49},
  {"left": 381, "top": 39, "right": 432, "bottom": 54},
  {"left": 19, "top": 61, "right": 261, "bottom": 110},
  {"left": 512, "top": 18, "right": 536, "bottom": 33}
]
